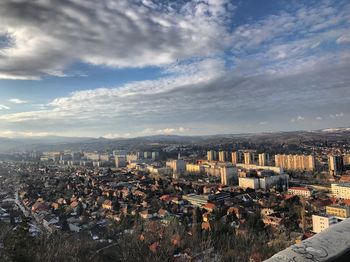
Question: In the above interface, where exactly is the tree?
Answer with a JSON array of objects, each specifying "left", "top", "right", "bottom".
[{"left": 4, "top": 217, "right": 34, "bottom": 261}]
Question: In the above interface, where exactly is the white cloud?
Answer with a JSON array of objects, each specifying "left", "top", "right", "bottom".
[
  {"left": 0, "top": 130, "right": 59, "bottom": 138},
  {"left": 8, "top": 98, "right": 28, "bottom": 104},
  {"left": 0, "top": 0, "right": 233, "bottom": 79},
  {"left": 316, "top": 116, "right": 322, "bottom": 120},
  {"left": 0, "top": 104, "right": 10, "bottom": 110},
  {"left": 141, "top": 127, "right": 189, "bottom": 135},
  {"left": 0, "top": 0, "right": 348, "bottom": 80},
  {"left": 291, "top": 116, "right": 305, "bottom": 122},
  {"left": 103, "top": 126, "right": 189, "bottom": 138},
  {"left": 0, "top": 57, "right": 225, "bottom": 122},
  {"left": 336, "top": 35, "right": 350, "bottom": 44},
  {"left": 329, "top": 112, "right": 344, "bottom": 118}
]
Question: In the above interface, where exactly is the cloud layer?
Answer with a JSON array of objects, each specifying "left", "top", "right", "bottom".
[
  {"left": 0, "top": 0, "right": 349, "bottom": 137},
  {"left": 0, "top": 0, "right": 233, "bottom": 79}
]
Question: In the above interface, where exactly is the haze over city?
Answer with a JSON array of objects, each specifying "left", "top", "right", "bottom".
[{"left": 0, "top": 0, "right": 349, "bottom": 138}]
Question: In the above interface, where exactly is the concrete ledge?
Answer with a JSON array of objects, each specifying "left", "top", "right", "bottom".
[{"left": 265, "top": 218, "right": 350, "bottom": 261}]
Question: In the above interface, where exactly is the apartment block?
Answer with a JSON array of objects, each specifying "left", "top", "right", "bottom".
[{"left": 275, "top": 154, "right": 315, "bottom": 171}]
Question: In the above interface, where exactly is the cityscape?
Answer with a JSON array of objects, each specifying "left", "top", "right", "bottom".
[
  {"left": 0, "top": 130, "right": 350, "bottom": 261},
  {"left": 0, "top": 0, "right": 350, "bottom": 261}
]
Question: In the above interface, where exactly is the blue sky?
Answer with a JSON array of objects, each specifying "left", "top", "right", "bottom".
[{"left": 0, "top": 0, "right": 349, "bottom": 138}]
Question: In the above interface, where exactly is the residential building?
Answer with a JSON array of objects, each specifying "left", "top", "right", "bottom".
[
  {"left": 236, "top": 163, "right": 283, "bottom": 174},
  {"left": 144, "top": 152, "right": 152, "bottom": 159},
  {"left": 312, "top": 214, "right": 338, "bottom": 233},
  {"left": 41, "top": 152, "right": 62, "bottom": 161},
  {"left": 275, "top": 154, "right": 315, "bottom": 171},
  {"left": 331, "top": 183, "right": 350, "bottom": 199},
  {"left": 115, "top": 156, "right": 126, "bottom": 168},
  {"left": 239, "top": 177, "right": 259, "bottom": 189},
  {"left": 231, "top": 151, "right": 238, "bottom": 164},
  {"left": 207, "top": 150, "right": 217, "bottom": 161},
  {"left": 244, "top": 152, "right": 254, "bottom": 165},
  {"left": 186, "top": 164, "right": 203, "bottom": 173},
  {"left": 99, "top": 153, "right": 110, "bottom": 162},
  {"left": 218, "top": 151, "right": 228, "bottom": 162},
  {"left": 326, "top": 206, "right": 350, "bottom": 219},
  {"left": 288, "top": 187, "right": 312, "bottom": 198},
  {"left": 151, "top": 152, "right": 160, "bottom": 160},
  {"left": 113, "top": 150, "right": 126, "bottom": 157},
  {"left": 329, "top": 155, "right": 344, "bottom": 176},
  {"left": 84, "top": 152, "right": 100, "bottom": 161},
  {"left": 344, "top": 154, "right": 350, "bottom": 165},
  {"left": 220, "top": 166, "right": 235, "bottom": 185},
  {"left": 166, "top": 159, "right": 186, "bottom": 174},
  {"left": 126, "top": 154, "right": 139, "bottom": 163},
  {"left": 258, "top": 153, "right": 270, "bottom": 166},
  {"left": 258, "top": 174, "right": 288, "bottom": 190}
]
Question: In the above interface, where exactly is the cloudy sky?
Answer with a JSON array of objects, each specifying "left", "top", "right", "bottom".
[{"left": 0, "top": 0, "right": 349, "bottom": 138}]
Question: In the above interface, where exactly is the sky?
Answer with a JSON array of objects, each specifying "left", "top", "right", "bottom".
[{"left": 0, "top": 0, "right": 349, "bottom": 138}]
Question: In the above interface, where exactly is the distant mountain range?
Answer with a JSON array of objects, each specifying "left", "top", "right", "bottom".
[{"left": 0, "top": 127, "right": 349, "bottom": 153}]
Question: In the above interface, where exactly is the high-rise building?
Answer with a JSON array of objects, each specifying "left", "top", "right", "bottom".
[
  {"left": 100, "top": 153, "right": 110, "bottom": 162},
  {"left": 113, "top": 150, "right": 126, "bottom": 157},
  {"left": 114, "top": 150, "right": 126, "bottom": 167},
  {"left": 258, "top": 153, "right": 270, "bottom": 166},
  {"left": 126, "top": 154, "right": 139, "bottom": 163},
  {"left": 166, "top": 159, "right": 186, "bottom": 174},
  {"left": 231, "top": 151, "right": 238, "bottom": 164},
  {"left": 186, "top": 164, "right": 203, "bottom": 173},
  {"left": 218, "top": 151, "right": 228, "bottom": 162},
  {"left": 344, "top": 154, "right": 350, "bottom": 166},
  {"left": 244, "top": 152, "right": 254, "bottom": 165},
  {"left": 329, "top": 155, "right": 344, "bottom": 176},
  {"left": 275, "top": 154, "right": 315, "bottom": 171},
  {"left": 115, "top": 156, "right": 126, "bottom": 168},
  {"left": 207, "top": 150, "right": 217, "bottom": 161},
  {"left": 151, "top": 152, "right": 160, "bottom": 161},
  {"left": 84, "top": 152, "right": 100, "bottom": 161},
  {"left": 232, "top": 151, "right": 244, "bottom": 164},
  {"left": 144, "top": 152, "right": 152, "bottom": 159},
  {"left": 220, "top": 166, "right": 235, "bottom": 185}
]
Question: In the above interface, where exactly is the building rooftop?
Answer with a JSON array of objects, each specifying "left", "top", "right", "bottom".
[
  {"left": 288, "top": 187, "right": 310, "bottom": 191},
  {"left": 333, "top": 183, "right": 350, "bottom": 187}
]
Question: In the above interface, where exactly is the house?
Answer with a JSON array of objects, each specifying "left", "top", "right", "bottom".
[
  {"left": 158, "top": 208, "right": 169, "bottom": 218},
  {"left": 51, "top": 202, "right": 60, "bottom": 210},
  {"left": 202, "top": 203, "right": 216, "bottom": 212},
  {"left": 70, "top": 201, "right": 80, "bottom": 211},
  {"left": 140, "top": 210, "right": 152, "bottom": 219},
  {"left": 261, "top": 208, "right": 274, "bottom": 217},
  {"left": 227, "top": 206, "right": 244, "bottom": 219},
  {"left": 262, "top": 215, "right": 283, "bottom": 227},
  {"left": 102, "top": 200, "right": 113, "bottom": 210},
  {"left": 32, "top": 201, "right": 50, "bottom": 213},
  {"left": 201, "top": 221, "right": 211, "bottom": 231}
]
